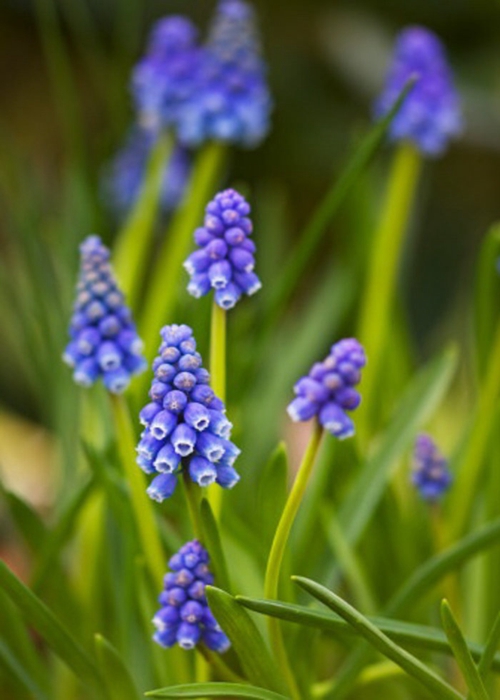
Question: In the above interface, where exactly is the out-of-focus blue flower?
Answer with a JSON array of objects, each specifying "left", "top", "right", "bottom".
[
  {"left": 184, "top": 188, "right": 260, "bottom": 310},
  {"left": 374, "top": 26, "right": 463, "bottom": 156},
  {"left": 137, "top": 324, "right": 240, "bottom": 501},
  {"left": 153, "top": 540, "right": 230, "bottom": 652},
  {"left": 63, "top": 236, "right": 146, "bottom": 393},
  {"left": 287, "top": 339, "right": 366, "bottom": 439},
  {"left": 411, "top": 433, "right": 452, "bottom": 501},
  {"left": 105, "top": 128, "right": 192, "bottom": 219},
  {"left": 177, "top": 0, "right": 272, "bottom": 148},
  {"left": 132, "top": 16, "right": 202, "bottom": 133}
]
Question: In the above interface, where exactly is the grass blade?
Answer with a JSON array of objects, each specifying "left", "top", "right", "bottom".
[
  {"left": 200, "top": 498, "right": 231, "bottom": 592},
  {"left": 294, "top": 576, "right": 463, "bottom": 700},
  {"left": 94, "top": 633, "right": 139, "bottom": 700},
  {"left": 205, "top": 586, "right": 287, "bottom": 694},
  {"left": 0, "top": 561, "right": 105, "bottom": 697},
  {"left": 441, "top": 601, "right": 489, "bottom": 700},
  {"left": 477, "top": 612, "right": 500, "bottom": 684},
  {"left": 146, "top": 682, "right": 290, "bottom": 699}
]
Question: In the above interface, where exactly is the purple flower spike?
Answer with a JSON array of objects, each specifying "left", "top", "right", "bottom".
[
  {"left": 411, "top": 434, "right": 452, "bottom": 501},
  {"left": 185, "top": 189, "right": 261, "bottom": 309},
  {"left": 374, "top": 26, "right": 463, "bottom": 156},
  {"left": 137, "top": 324, "right": 240, "bottom": 500},
  {"left": 63, "top": 236, "right": 146, "bottom": 392},
  {"left": 131, "top": 16, "right": 202, "bottom": 134},
  {"left": 153, "top": 540, "right": 229, "bottom": 653},
  {"left": 105, "top": 129, "right": 192, "bottom": 220},
  {"left": 287, "top": 339, "right": 366, "bottom": 440},
  {"left": 177, "top": 0, "right": 272, "bottom": 148}
]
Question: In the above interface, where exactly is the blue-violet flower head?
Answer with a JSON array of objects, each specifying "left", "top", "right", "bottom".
[
  {"left": 138, "top": 324, "right": 240, "bottom": 500},
  {"left": 177, "top": 0, "right": 272, "bottom": 148},
  {"left": 153, "top": 539, "right": 230, "bottom": 652},
  {"left": 411, "top": 433, "right": 452, "bottom": 501},
  {"left": 63, "top": 236, "right": 146, "bottom": 393},
  {"left": 287, "top": 338, "right": 366, "bottom": 439},
  {"left": 374, "top": 26, "right": 463, "bottom": 156},
  {"left": 184, "top": 188, "right": 261, "bottom": 309},
  {"left": 105, "top": 129, "right": 191, "bottom": 219},
  {"left": 131, "top": 16, "right": 202, "bottom": 133}
]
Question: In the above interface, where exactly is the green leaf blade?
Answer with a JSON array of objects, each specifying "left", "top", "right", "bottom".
[{"left": 145, "top": 681, "right": 290, "bottom": 699}]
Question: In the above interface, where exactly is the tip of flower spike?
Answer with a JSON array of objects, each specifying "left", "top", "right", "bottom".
[{"left": 411, "top": 433, "right": 452, "bottom": 502}]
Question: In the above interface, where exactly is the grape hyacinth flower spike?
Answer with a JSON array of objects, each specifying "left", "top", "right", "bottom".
[
  {"left": 412, "top": 433, "right": 452, "bottom": 501},
  {"left": 137, "top": 324, "right": 240, "bottom": 501},
  {"left": 131, "top": 16, "right": 202, "bottom": 134},
  {"left": 63, "top": 236, "right": 146, "bottom": 393},
  {"left": 153, "top": 540, "right": 230, "bottom": 652},
  {"left": 178, "top": 0, "right": 272, "bottom": 148},
  {"left": 287, "top": 338, "right": 367, "bottom": 439},
  {"left": 374, "top": 26, "right": 463, "bottom": 156},
  {"left": 105, "top": 129, "right": 192, "bottom": 220},
  {"left": 184, "top": 188, "right": 261, "bottom": 310}
]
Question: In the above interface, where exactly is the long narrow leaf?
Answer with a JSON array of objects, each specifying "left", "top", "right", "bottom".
[
  {"left": 200, "top": 498, "right": 231, "bottom": 592},
  {"left": 294, "top": 576, "right": 463, "bottom": 700},
  {"left": 0, "top": 561, "right": 105, "bottom": 697},
  {"left": 94, "top": 634, "right": 138, "bottom": 700},
  {"left": 146, "top": 682, "right": 290, "bottom": 699},
  {"left": 441, "top": 601, "right": 489, "bottom": 700}
]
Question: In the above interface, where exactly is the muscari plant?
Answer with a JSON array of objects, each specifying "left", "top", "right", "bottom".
[{"left": 4, "top": 5, "right": 500, "bottom": 700}]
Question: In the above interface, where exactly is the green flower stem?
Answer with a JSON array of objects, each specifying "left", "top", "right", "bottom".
[
  {"left": 449, "top": 321, "right": 500, "bottom": 538},
  {"left": 110, "top": 393, "right": 165, "bottom": 586},
  {"left": 114, "top": 132, "right": 173, "bottom": 309},
  {"left": 264, "top": 421, "right": 324, "bottom": 700},
  {"left": 182, "top": 471, "right": 204, "bottom": 541},
  {"left": 209, "top": 300, "right": 227, "bottom": 518},
  {"left": 357, "top": 141, "right": 422, "bottom": 440},
  {"left": 139, "top": 142, "right": 227, "bottom": 372}
]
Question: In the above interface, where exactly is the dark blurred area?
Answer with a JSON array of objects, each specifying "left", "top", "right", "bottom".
[{"left": 1, "top": 0, "right": 500, "bottom": 405}]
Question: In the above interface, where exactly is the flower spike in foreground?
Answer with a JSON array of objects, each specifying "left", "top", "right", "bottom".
[
  {"left": 178, "top": 0, "right": 272, "bottom": 148},
  {"left": 412, "top": 434, "right": 452, "bottom": 501},
  {"left": 137, "top": 324, "right": 240, "bottom": 501},
  {"left": 184, "top": 188, "right": 261, "bottom": 309},
  {"left": 374, "top": 26, "right": 463, "bottom": 156},
  {"left": 287, "top": 339, "right": 366, "bottom": 439},
  {"left": 153, "top": 540, "right": 230, "bottom": 652},
  {"left": 63, "top": 236, "right": 146, "bottom": 393}
]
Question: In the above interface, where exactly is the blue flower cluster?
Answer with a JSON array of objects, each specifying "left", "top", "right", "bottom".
[
  {"left": 374, "top": 26, "right": 463, "bottom": 156},
  {"left": 153, "top": 540, "right": 230, "bottom": 652},
  {"left": 63, "top": 236, "right": 146, "bottom": 393},
  {"left": 105, "top": 129, "right": 191, "bottom": 219},
  {"left": 411, "top": 434, "right": 452, "bottom": 501},
  {"left": 132, "top": 16, "right": 202, "bottom": 134},
  {"left": 184, "top": 188, "right": 261, "bottom": 310},
  {"left": 178, "top": 0, "right": 272, "bottom": 148},
  {"left": 287, "top": 339, "right": 366, "bottom": 439},
  {"left": 137, "top": 324, "right": 240, "bottom": 500},
  {"left": 131, "top": 1, "right": 271, "bottom": 149}
]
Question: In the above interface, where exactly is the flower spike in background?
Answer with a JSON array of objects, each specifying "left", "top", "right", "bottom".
[
  {"left": 287, "top": 338, "right": 366, "bottom": 439},
  {"left": 374, "top": 26, "right": 463, "bottom": 157},
  {"left": 185, "top": 188, "right": 261, "bottom": 310},
  {"left": 63, "top": 235, "right": 146, "bottom": 392},
  {"left": 131, "top": 16, "right": 202, "bottom": 135},
  {"left": 137, "top": 324, "right": 240, "bottom": 501},
  {"left": 153, "top": 540, "right": 230, "bottom": 652},
  {"left": 178, "top": 0, "right": 272, "bottom": 148},
  {"left": 412, "top": 433, "right": 452, "bottom": 501},
  {"left": 105, "top": 129, "right": 192, "bottom": 220}
]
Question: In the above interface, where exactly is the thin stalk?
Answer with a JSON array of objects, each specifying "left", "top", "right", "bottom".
[
  {"left": 139, "top": 143, "right": 227, "bottom": 370},
  {"left": 114, "top": 132, "right": 173, "bottom": 308},
  {"left": 450, "top": 322, "right": 500, "bottom": 538},
  {"left": 182, "top": 471, "right": 204, "bottom": 541},
  {"left": 264, "top": 422, "right": 323, "bottom": 700},
  {"left": 208, "top": 301, "right": 227, "bottom": 517},
  {"left": 357, "top": 141, "right": 422, "bottom": 440},
  {"left": 109, "top": 394, "right": 165, "bottom": 586}
]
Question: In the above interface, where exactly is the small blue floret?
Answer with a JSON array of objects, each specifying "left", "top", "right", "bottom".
[
  {"left": 63, "top": 236, "right": 146, "bottom": 392},
  {"left": 287, "top": 338, "right": 366, "bottom": 439},
  {"left": 153, "top": 540, "right": 230, "bottom": 652},
  {"left": 411, "top": 433, "right": 452, "bottom": 501}
]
